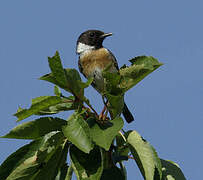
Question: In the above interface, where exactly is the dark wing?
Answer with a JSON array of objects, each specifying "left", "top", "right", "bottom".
[{"left": 107, "top": 49, "right": 119, "bottom": 71}]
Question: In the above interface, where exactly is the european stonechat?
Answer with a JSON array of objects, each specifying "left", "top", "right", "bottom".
[{"left": 76, "top": 30, "right": 134, "bottom": 123}]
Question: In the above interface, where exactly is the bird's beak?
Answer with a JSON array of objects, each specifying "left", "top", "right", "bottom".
[{"left": 100, "top": 32, "right": 113, "bottom": 38}]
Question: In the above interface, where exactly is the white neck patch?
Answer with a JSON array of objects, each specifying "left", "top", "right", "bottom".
[{"left": 76, "top": 42, "right": 95, "bottom": 54}]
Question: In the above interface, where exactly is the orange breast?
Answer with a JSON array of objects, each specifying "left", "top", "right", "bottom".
[{"left": 80, "top": 48, "right": 117, "bottom": 77}]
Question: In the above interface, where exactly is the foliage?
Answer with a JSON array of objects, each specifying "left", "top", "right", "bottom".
[{"left": 0, "top": 52, "right": 186, "bottom": 180}]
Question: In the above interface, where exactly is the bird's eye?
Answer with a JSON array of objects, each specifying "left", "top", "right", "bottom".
[{"left": 89, "top": 32, "right": 95, "bottom": 37}]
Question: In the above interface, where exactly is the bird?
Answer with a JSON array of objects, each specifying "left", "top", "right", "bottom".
[{"left": 76, "top": 30, "right": 134, "bottom": 123}]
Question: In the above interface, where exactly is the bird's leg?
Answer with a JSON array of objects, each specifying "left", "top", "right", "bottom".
[
  {"left": 99, "top": 106, "right": 107, "bottom": 120},
  {"left": 99, "top": 96, "right": 109, "bottom": 121}
]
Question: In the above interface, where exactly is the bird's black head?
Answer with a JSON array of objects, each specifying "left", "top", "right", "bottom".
[{"left": 76, "top": 30, "right": 112, "bottom": 54}]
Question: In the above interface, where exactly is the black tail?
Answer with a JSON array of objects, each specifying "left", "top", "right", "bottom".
[{"left": 122, "top": 103, "right": 134, "bottom": 123}]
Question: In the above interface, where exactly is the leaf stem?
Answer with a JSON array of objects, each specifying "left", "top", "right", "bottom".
[{"left": 119, "top": 131, "right": 127, "bottom": 142}]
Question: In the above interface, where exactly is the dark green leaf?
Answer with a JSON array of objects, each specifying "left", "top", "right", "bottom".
[
  {"left": 127, "top": 130, "right": 162, "bottom": 180},
  {"left": 55, "top": 163, "right": 69, "bottom": 180},
  {"left": 105, "top": 94, "right": 124, "bottom": 119},
  {"left": 62, "top": 112, "right": 94, "bottom": 153},
  {"left": 102, "top": 71, "right": 124, "bottom": 118},
  {"left": 112, "top": 153, "right": 128, "bottom": 164},
  {"left": 119, "top": 162, "right": 127, "bottom": 180},
  {"left": 14, "top": 96, "right": 62, "bottom": 122},
  {"left": 64, "top": 68, "right": 84, "bottom": 98},
  {"left": 101, "top": 165, "right": 125, "bottom": 180},
  {"left": 112, "top": 133, "right": 129, "bottom": 164},
  {"left": 54, "top": 141, "right": 70, "bottom": 180},
  {"left": 161, "top": 159, "right": 186, "bottom": 180},
  {"left": 0, "top": 131, "right": 65, "bottom": 180},
  {"left": 40, "top": 52, "right": 93, "bottom": 98},
  {"left": 0, "top": 143, "right": 36, "bottom": 180},
  {"left": 48, "top": 51, "right": 68, "bottom": 88},
  {"left": 1, "top": 117, "right": 66, "bottom": 139},
  {"left": 116, "top": 133, "right": 129, "bottom": 157},
  {"left": 39, "top": 69, "right": 80, "bottom": 96},
  {"left": 103, "top": 71, "right": 123, "bottom": 95},
  {"left": 34, "top": 141, "right": 69, "bottom": 180},
  {"left": 120, "top": 56, "right": 163, "bottom": 92},
  {"left": 39, "top": 72, "right": 60, "bottom": 87},
  {"left": 90, "top": 117, "right": 124, "bottom": 151},
  {"left": 70, "top": 146, "right": 103, "bottom": 180}
]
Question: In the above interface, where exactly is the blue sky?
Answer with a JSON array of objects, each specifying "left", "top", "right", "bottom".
[{"left": 0, "top": 1, "right": 202, "bottom": 179}]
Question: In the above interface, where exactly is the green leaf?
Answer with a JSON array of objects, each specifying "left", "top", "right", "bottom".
[
  {"left": 127, "top": 130, "right": 162, "bottom": 180},
  {"left": 1, "top": 117, "right": 67, "bottom": 139},
  {"left": 62, "top": 112, "right": 94, "bottom": 153},
  {"left": 70, "top": 146, "right": 103, "bottom": 180},
  {"left": 40, "top": 68, "right": 90, "bottom": 99},
  {"left": 40, "top": 52, "right": 93, "bottom": 98},
  {"left": 48, "top": 51, "right": 68, "bottom": 88},
  {"left": 54, "top": 86, "right": 62, "bottom": 96},
  {"left": 102, "top": 70, "right": 124, "bottom": 118},
  {"left": 14, "top": 96, "right": 62, "bottom": 122},
  {"left": 161, "top": 159, "right": 186, "bottom": 180},
  {"left": 90, "top": 117, "right": 124, "bottom": 151},
  {"left": 79, "top": 77, "right": 94, "bottom": 89},
  {"left": 64, "top": 68, "right": 84, "bottom": 98},
  {"left": 0, "top": 131, "right": 65, "bottom": 180},
  {"left": 120, "top": 56, "right": 163, "bottom": 92},
  {"left": 101, "top": 165, "right": 125, "bottom": 180},
  {"left": 64, "top": 69, "right": 94, "bottom": 99}
]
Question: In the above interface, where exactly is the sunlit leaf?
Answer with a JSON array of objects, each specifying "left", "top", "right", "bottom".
[
  {"left": 120, "top": 56, "right": 163, "bottom": 92},
  {"left": 161, "top": 159, "right": 186, "bottom": 180},
  {"left": 127, "top": 130, "right": 162, "bottom": 180},
  {"left": 36, "top": 96, "right": 77, "bottom": 115},
  {"left": 0, "top": 131, "right": 65, "bottom": 180},
  {"left": 14, "top": 96, "right": 62, "bottom": 122}
]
